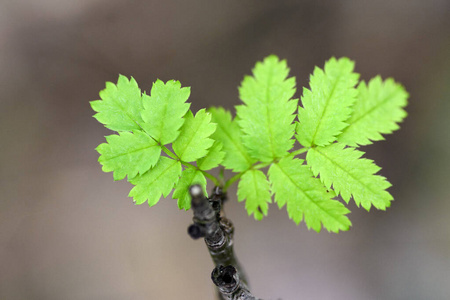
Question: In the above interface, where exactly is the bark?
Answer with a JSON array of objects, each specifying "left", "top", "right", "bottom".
[
  {"left": 211, "top": 265, "right": 261, "bottom": 300},
  {"left": 187, "top": 185, "right": 262, "bottom": 300}
]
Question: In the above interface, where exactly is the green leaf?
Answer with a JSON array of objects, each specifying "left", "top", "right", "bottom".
[
  {"left": 208, "top": 107, "right": 255, "bottom": 172},
  {"left": 237, "top": 169, "right": 272, "bottom": 220},
  {"left": 197, "top": 140, "right": 225, "bottom": 171},
  {"left": 296, "top": 57, "right": 359, "bottom": 147},
  {"left": 173, "top": 166, "right": 207, "bottom": 210},
  {"left": 90, "top": 75, "right": 145, "bottom": 132},
  {"left": 237, "top": 55, "right": 298, "bottom": 162},
  {"left": 268, "top": 156, "right": 351, "bottom": 233},
  {"left": 141, "top": 79, "right": 191, "bottom": 145},
  {"left": 128, "top": 157, "right": 182, "bottom": 206},
  {"left": 307, "top": 143, "right": 392, "bottom": 211},
  {"left": 97, "top": 131, "right": 161, "bottom": 181},
  {"left": 173, "top": 109, "right": 216, "bottom": 162},
  {"left": 337, "top": 76, "right": 409, "bottom": 147}
]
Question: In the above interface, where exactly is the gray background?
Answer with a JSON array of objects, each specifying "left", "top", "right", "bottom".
[{"left": 1, "top": 0, "right": 449, "bottom": 299}]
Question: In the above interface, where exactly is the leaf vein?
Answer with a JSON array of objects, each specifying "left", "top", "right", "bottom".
[
  {"left": 312, "top": 147, "right": 380, "bottom": 196},
  {"left": 100, "top": 144, "right": 159, "bottom": 161},
  {"left": 217, "top": 119, "right": 253, "bottom": 166},
  {"left": 310, "top": 73, "right": 340, "bottom": 145},
  {"left": 275, "top": 162, "right": 347, "bottom": 225},
  {"left": 345, "top": 89, "right": 404, "bottom": 129}
]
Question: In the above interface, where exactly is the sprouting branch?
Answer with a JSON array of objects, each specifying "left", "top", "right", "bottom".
[
  {"left": 188, "top": 185, "right": 262, "bottom": 300},
  {"left": 212, "top": 265, "right": 261, "bottom": 300}
]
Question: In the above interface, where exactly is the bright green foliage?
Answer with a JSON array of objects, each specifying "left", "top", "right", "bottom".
[
  {"left": 296, "top": 57, "right": 359, "bottom": 147},
  {"left": 92, "top": 55, "right": 408, "bottom": 233},
  {"left": 141, "top": 79, "right": 190, "bottom": 145},
  {"left": 173, "top": 109, "right": 216, "bottom": 162},
  {"left": 337, "top": 76, "right": 408, "bottom": 147},
  {"left": 236, "top": 55, "right": 298, "bottom": 162},
  {"left": 91, "top": 75, "right": 145, "bottom": 131},
  {"left": 268, "top": 157, "right": 351, "bottom": 233},
  {"left": 197, "top": 140, "right": 225, "bottom": 171},
  {"left": 129, "top": 157, "right": 182, "bottom": 206},
  {"left": 97, "top": 131, "right": 161, "bottom": 181},
  {"left": 307, "top": 143, "right": 392, "bottom": 211},
  {"left": 91, "top": 77, "right": 217, "bottom": 207},
  {"left": 209, "top": 107, "right": 255, "bottom": 172},
  {"left": 173, "top": 166, "right": 207, "bottom": 210},
  {"left": 237, "top": 169, "right": 271, "bottom": 220}
]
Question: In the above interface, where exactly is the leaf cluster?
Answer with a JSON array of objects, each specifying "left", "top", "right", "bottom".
[
  {"left": 91, "top": 55, "right": 408, "bottom": 232},
  {"left": 91, "top": 77, "right": 221, "bottom": 209}
]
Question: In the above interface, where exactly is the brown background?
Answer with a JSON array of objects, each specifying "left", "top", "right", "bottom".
[{"left": 1, "top": 1, "right": 449, "bottom": 299}]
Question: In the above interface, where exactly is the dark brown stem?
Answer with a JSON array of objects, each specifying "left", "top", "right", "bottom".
[
  {"left": 188, "top": 185, "right": 261, "bottom": 299},
  {"left": 211, "top": 265, "right": 261, "bottom": 300}
]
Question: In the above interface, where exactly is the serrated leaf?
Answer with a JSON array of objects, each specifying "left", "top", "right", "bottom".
[
  {"left": 268, "top": 156, "right": 351, "bottom": 233},
  {"left": 307, "top": 143, "right": 392, "bottom": 211},
  {"left": 209, "top": 107, "right": 255, "bottom": 172},
  {"left": 90, "top": 75, "right": 145, "bottom": 132},
  {"left": 296, "top": 57, "right": 359, "bottom": 147},
  {"left": 97, "top": 131, "right": 161, "bottom": 181},
  {"left": 128, "top": 157, "right": 181, "bottom": 206},
  {"left": 197, "top": 140, "right": 225, "bottom": 171},
  {"left": 173, "top": 109, "right": 216, "bottom": 162},
  {"left": 337, "top": 76, "right": 409, "bottom": 147},
  {"left": 237, "top": 169, "right": 272, "bottom": 221},
  {"left": 173, "top": 166, "right": 207, "bottom": 210},
  {"left": 237, "top": 55, "right": 298, "bottom": 162},
  {"left": 141, "top": 79, "right": 191, "bottom": 145}
]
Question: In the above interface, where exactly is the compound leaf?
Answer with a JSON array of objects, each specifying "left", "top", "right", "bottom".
[
  {"left": 97, "top": 131, "right": 161, "bottom": 181},
  {"left": 90, "top": 75, "right": 145, "bottom": 131},
  {"left": 268, "top": 156, "right": 351, "bottom": 233},
  {"left": 197, "top": 140, "right": 225, "bottom": 171},
  {"left": 237, "top": 55, "right": 298, "bottom": 162},
  {"left": 209, "top": 107, "right": 255, "bottom": 172},
  {"left": 128, "top": 157, "right": 181, "bottom": 206},
  {"left": 173, "top": 109, "right": 216, "bottom": 162},
  {"left": 307, "top": 143, "right": 392, "bottom": 211},
  {"left": 296, "top": 57, "right": 359, "bottom": 147},
  {"left": 173, "top": 166, "right": 207, "bottom": 210},
  {"left": 237, "top": 169, "right": 272, "bottom": 220},
  {"left": 337, "top": 76, "right": 409, "bottom": 147},
  {"left": 141, "top": 79, "right": 191, "bottom": 145}
]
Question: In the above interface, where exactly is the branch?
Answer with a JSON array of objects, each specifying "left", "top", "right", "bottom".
[
  {"left": 211, "top": 265, "right": 261, "bottom": 300},
  {"left": 188, "top": 185, "right": 262, "bottom": 300}
]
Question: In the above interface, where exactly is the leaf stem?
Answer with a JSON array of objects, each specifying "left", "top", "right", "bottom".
[
  {"left": 223, "top": 172, "right": 244, "bottom": 192},
  {"left": 160, "top": 143, "right": 222, "bottom": 187},
  {"left": 201, "top": 170, "right": 221, "bottom": 187},
  {"left": 161, "top": 145, "right": 178, "bottom": 160},
  {"left": 252, "top": 162, "right": 271, "bottom": 169},
  {"left": 222, "top": 148, "right": 309, "bottom": 191},
  {"left": 289, "top": 147, "right": 309, "bottom": 157},
  {"left": 178, "top": 160, "right": 221, "bottom": 187},
  {"left": 218, "top": 167, "right": 225, "bottom": 187}
]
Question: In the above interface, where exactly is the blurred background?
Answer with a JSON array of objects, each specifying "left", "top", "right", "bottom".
[{"left": 1, "top": 0, "right": 449, "bottom": 299}]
